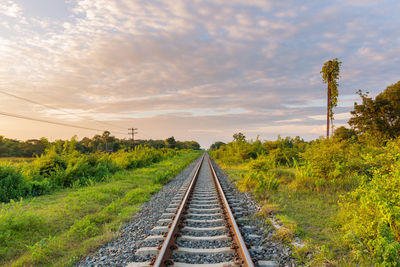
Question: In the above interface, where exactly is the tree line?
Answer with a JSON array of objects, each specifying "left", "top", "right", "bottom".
[{"left": 0, "top": 134, "right": 200, "bottom": 157}]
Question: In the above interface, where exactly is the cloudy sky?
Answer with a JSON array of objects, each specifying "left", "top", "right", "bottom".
[{"left": 0, "top": 0, "right": 399, "bottom": 147}]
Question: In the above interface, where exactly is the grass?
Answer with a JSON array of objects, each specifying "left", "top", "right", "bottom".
[
  {"left": 0, "top": 150, "right": 201, "bottom": 266},
  {"left": 0, "top": 157, "right": 33, "bottom": 162},
  {"left": 221, "top": 163, "right": 351, "bottom": 266}
]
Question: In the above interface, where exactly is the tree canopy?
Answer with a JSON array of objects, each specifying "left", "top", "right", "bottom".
[
  {"left": 0, "top": 134, "right": 201, "bottom": 157},
  {"left": 349, "top": 80, "right": 400, "bottom": 140}
]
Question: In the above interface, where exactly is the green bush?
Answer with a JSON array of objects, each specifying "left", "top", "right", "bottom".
[
  {"left": 295, "top": 138, "right": 366, "bottom": 191},
  {"left": 339, "top": 139, "right": 400, "bottom": 265},
  {"left": 0, "top": 165, "right": 30, "bottom": 202},
  {"left": 0, "top": 144, "right": 187, "bottom": 203},
  {"left": 34, "top": 149, "right": 67, "bottom": 178}
]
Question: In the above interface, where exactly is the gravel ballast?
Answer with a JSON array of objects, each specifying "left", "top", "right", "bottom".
[
  {"left": 76, "top": 156, "right": 202, "bottom": 266},
  {"left": 77, "top": 155, "right": 296, "bottom": 266}
]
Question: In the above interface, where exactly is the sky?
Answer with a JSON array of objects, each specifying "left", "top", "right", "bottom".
[{"left": 0, "top": 0, "right": 399, "bottom": 148}]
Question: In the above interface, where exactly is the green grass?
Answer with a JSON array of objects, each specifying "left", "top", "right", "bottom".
[
  {"left": 0, "top": 150, "right": 201, "bottom": 266},
  {"left": 221, "top": 164, "right": 351, "bottom": 266},
  {"left": 0, "top": 157, "right": 33, "bottom": 162}
]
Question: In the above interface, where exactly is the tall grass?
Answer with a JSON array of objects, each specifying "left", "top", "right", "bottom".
[
  {"left": 0, "top": 146, "right": 185, "bottom": 203},
  {"left": 0, "top": 150, "right": 201, "bottom": 266},
  {"left": 210, "top": 135, "right": 400, "bottom": 265}
]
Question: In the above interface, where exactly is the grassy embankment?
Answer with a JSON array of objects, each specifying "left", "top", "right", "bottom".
[
  {"left": 0, "top": 150, "right": 201, "bottom": 266},
  {"left": 220, "top": 164, "right": 346, "bottom": 266},
  {"left": 211, "top": 136, "right": 400, "bottom": 266}
]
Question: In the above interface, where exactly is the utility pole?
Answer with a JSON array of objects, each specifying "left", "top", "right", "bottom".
[{"left": 128, "top": 128, "right": 138, "bottom": 150}]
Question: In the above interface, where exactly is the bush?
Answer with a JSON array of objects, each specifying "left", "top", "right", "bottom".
[
  {"left": 33, "top": 149, "right": 67, "bottom": 178},
  {"left": 0, "top": 165, "right": 30, "bottom": 202},
  {"left": 294, "top": 138, "right": 365, "bottom": 191},
  {"left": 339, "top": 138, "right": 400, "bottom": 265},
  {"left": 0, "top": 144, "right": 185, "bottom": 203},
  {"left": 237, "top": 171, "right": 280, "bottom": 200}
]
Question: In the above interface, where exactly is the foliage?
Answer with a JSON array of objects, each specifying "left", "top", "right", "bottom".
[
  {"left": 0, "top": 133, "right": 201, "bottom": 158},
  {"left": 0, "top": 165, "right": 30, "bottom": 202},
  {"left": 164, "top": 136, "right": 177, "bottom": 149},
  {"left": 296, "top": 138, "right": 365, "bottom": 191},
  {"left": 0, "top": 136, "right": 49, "bottom": 158},
  {"left": 0, "top": 150, "right": 201, "bottom": 266},
  {"left": 209, "top": 141, "right": 226, "bottom": 151},
  {"left": 339, "top": 138, "right": 400, "bottom": 265},
  {"left": 321, "top": 58, "right": 342, "bottom": 136},
  {"left": 349, "top": 81, "right": 400, "bottom": 141},
  {"left": 0, "top": 141, "right": 196, "bottom": 202},
  {"left": 211, "top": 132, "right": 400, "bottom": 264},
  {"left": 334, "top": 126, "right": 357, "bottom": 142}
]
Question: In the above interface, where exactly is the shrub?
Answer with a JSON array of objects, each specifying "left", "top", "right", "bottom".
[
  {"left": 248, "top": 154, "right": 276, "bottom": 172},
  {"left": 237, "top": 171, "right": 280, "bottom": 200},
  {"left": 0, "top": 165, "right": 30, "bottom": 202},
  {"left": 33, "top": 149, "right": 67, "bottom": 178},
  {"left": 294, "top": 138, "right": 365, "bottom": 191},
  {"left": 339, "top": 139, "right": 400, "bottom": 265}
]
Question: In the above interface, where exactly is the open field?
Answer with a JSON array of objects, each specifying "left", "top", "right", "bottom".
[{"left": 0, "top": 150, "right": 201, "bottom": 266}]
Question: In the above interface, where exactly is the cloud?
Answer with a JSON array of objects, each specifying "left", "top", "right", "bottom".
[
  {"left": 0, "top": 0, "right": 399, "bottom": 147},
  {"left": 0, "top": 0, "right": 22, "bottom": 18}
]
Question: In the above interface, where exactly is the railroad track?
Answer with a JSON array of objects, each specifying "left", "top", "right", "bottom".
[{"left": 127, "top": 153, "right": 263, "bottom": 267}]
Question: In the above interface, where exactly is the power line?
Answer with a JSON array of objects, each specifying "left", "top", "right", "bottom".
[
  {"left": 128, "top": 127, "right": 138, "bottom": 149},
  {"left": 0, "top": 110, "right": 126, "bottom": 135},
  {"left": 0, "top": 89, "right": 126, "bottom": 131}
]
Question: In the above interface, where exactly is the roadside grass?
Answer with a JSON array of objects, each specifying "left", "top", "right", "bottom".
[
  {"left": 220, "top": 163, "right": 351, "bottom": 266},
  {"left": 0, "top": 150, "right": 201, "bottom": 266},
  {"left": 0, "top": 157, "right": 33, "bottom": 162}
]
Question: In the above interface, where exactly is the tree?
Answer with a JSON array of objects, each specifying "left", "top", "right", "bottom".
[
  {"left": 321, "top": 58, "right": 342, "bottom": 138},
  {"left": 165, "top": 136, "right": 177, "bottom": 149},
  {"left": 209, "top": 141, "right": 226, "bottom": 150},
  {"left": 348, "top": 81, "right": 400, "bottom": 140},
  {"left": 334, "top": 126, "right": 356, "bottom": 141},
  {"left": 102, "top": 131, "right": 111, "bottom": 152},
  {"left": 233, "top": 133, "right": 246, "bottom": 142}
]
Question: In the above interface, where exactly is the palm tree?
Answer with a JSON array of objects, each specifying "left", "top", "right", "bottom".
[{"left": 321, "top": 59, "right": 341, "bottom": 137}]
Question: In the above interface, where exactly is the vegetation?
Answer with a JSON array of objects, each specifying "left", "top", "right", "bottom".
[
  {"left": 0, "top": 149, "right": 201, "bottom": 266},
  {"left": 210, "top": 84, "right": 400, "bottom": 267},
  {"left": 0, "top": 142, "right": 191, "bottom": 203},
  {"left": 349, "top": 81, "right": 400, "bottom": 141},
  {"left": 321, "top": 58, "right": 342, "bottom": 137},
  {"left": 0, "top": 133, "right": 200, "bottom": 158}
]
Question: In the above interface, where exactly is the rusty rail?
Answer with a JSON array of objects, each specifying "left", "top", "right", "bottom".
[
  {"left": 152, "top": 153, "right": 254, "bottom": 266},
  {"left": 152, "top": 154, "right": 204, "bottom": 266},
  {"left": 207, "top": 155, "right": 255, "bottom": 267}
]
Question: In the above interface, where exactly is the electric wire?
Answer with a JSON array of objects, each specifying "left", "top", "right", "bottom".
[
  {"left": 0, "top": 90, "right": 126, "bottom": 131},
  {"left": 0, "top": 111, "right": 126, "bottom": 135}
]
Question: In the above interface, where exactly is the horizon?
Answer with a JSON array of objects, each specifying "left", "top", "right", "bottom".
[{"left": 1, "top": 0, "right": 399, "bottom": 148}]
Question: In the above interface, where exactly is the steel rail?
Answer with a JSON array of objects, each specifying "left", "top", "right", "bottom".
[
  {"left": 207, "top": 154, "right": 255, "bottom": 267},
  {"left": 153, "top": 154, "right": 205, "bottom": 266}
]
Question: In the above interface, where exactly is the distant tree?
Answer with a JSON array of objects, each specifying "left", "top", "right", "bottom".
[
  {"left": 210, "top": 141, "right": 226, "bottom": 150},
  {"left": 102, "top": 131, "right": 111, "bottom": 152},
  {"left": 182, "top": 141, "right": 201, "bottom": 150},
  {"left": 349, "top": 81, "right": 400, "bottom": 140},
  {"left": 165, "top": 136, "right": 177, "bottom": 149},
  {"left": 233, "top": 133, "right": 246, "bottom": 142},
  {"left": 334, "top": 126, "right": 357, "bottom": 141},
  {"left": 321, "top": 58, "right": 342, "bottom": 138}
]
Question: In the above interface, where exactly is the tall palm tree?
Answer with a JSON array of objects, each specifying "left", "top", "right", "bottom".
[{"left": 321, "top": 59, "right": 341, "bottom": 138}]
